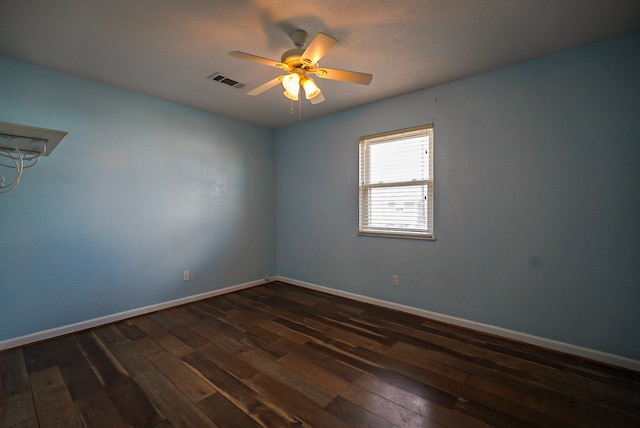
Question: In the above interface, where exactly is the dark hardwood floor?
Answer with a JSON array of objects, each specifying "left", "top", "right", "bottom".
[{"left": 2, "top": 281, "right": 639, "bottom": 427}]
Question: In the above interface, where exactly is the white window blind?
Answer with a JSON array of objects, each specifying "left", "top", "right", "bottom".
[{"left": 359, "top": 124, "right": 434, "bottom": 239}]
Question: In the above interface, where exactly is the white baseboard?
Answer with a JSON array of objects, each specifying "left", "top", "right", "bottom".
[
  {"left": 275, "top": 276, "right": 640, "bottom": 373},
  {"left": 0, "top": 278, "right": 267, "bottom": 351},
  {"left": 3, "top": 275, "right": 638, "bottom": 373}
]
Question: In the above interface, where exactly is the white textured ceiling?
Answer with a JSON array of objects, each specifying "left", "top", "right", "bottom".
[{"left": 1, "top": 0, "right": 639, "bottom": 129}]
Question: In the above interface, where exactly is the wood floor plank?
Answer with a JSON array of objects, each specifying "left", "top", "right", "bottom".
[
  {"left": 587, "top": 399, "right": 640, "bottom": 427},
  {"left": 237, "top": 347, "right": 337, "bottom": 407},
  {"left": 115, "top": 319, "right": 148, "bottom": 341},
  {"left": 200, "top": 296, "right": 237, "bottom": 314},
  {"left": 190, "top": 304, "right": 254, "bottom": 341},
  {"left": 1, "top": 349, "right": 36, "bottom": 427},
  {"left": 393, "top": 329, "right": 479, "bottom": 364},
  {"left": 339, "top": 382, "right": 435, "bottom": 428},
  {"left": 132, "top": 335, "right": 165, "bottom": 358},
  {"left": 181, "top": 351, "right": 301, "bottom": 427},
  {"left": 146, "top": 349, "right": 217, "bottom": 402},
  {"left": 381, "top": 341, "right": 472, "bottom": 384},
  {"left": 92, "top": 324, "right": 129, "bottom": 345},
  {"left": 273, "top": 317, "right": 333, "bottom": 343},
  {"left": 207, "top": 308, "right": 288, "bottom": 359},
  {"left": 454, "top": 397, "right": 542, "bottom": 428},
  {"left": 5, "top": 416, "right": 40, "bottom": 428},
  {"left": 226, "top": 291, "right": 296, "bottom": 322},
  {"left": 49, "top": 336, "right": 102, "bottom": 400},
  {"left": 472, "top": 344, "right": 594, "bottom": 393},
  {"left": 391, "top": 327, "right": 630, "bottom": 425},
  {"left": 21, "top": 343, "right": 56, "bottom": 374},
  {"left": 411, "top": 327, "right": 484, "bottom": 359},
  {"left": 197, "top": 342, "right": 260, "bottom": 380},
  {"left": 241, "top": 327, "right": 290, "bottom": 359},
  {"left": 1, "top": 349, "right": 31, "bottom": 398},
  {"left": 74, "top": 330, "right": 165, "bottom": 427},
  {"left": 223, "top": 294, "right": 281, "bottom": 323},
  {"left": 133, "top": 368, "right": 218, "bottom": 428},
  {"left": 277, "top": 352, "right": 351, "bottom": 395},
  {"left": 197, "top": 392, "right": 263, "bottom": 428},
  {"left": 589, "top": 377, "right": 640, "bottom": 416},
  {"left": 259, "top": 318, "right": 311, "bottom": 345},
  {"left": 150, "top": 420, "right": 174, "bottom": 428},
  {"left": 361, "top": 304, "right": 429, "bottom": 329},
  {"left": 276, "top": 337, "right": 365, "bottom": 383},
  {"left": 328, "top": 315, "right": 398, "bottom": 343},
  {"left": 104, "top": 339, "right": 156, "bottom": 377},
  {"left": 351, "top": 310, "right": 426, "bottom": 338},
  {"left": 465, "top": 373, "right": 609, "bottom": 427},
  {"left": 246, "top": 372, "right": 352, "bottom": 428},
  {"left": 305, "top": 340, "right": 460, "bottom": 409},
  {"left": 148, "top": 311, "right": 183, "bottom": 330},
  {"left": 354, "top": 372, "right": 494, "bottom": 428},
  {"left": 74, "top": 331, "right": 130, "bottom": 388},
  {"left": 244, "top": 296, "right": 333, "bottom": 336},
  {"left": 168, "top": 325, "right": 211, "bottom": 350},
  {"left": 2, "top": 281, "right": 639, "bottom": 428},
  {"left": 324, "top": 395, "right": 398, "bottom": 428},
  {"left": 74, "top": 389, "right": 129, "bottom": 428},
  {"left": 105, "top": 377, "right": 165, "bottom": 427},
  {"left": 179, "top": 314, "right": 229, "bottom": 344},
  {"left": 2, "top": 391, "right": 37, "bottom": 428},
  {"left": 29, "top": 366, "right": 83, "bottom": 427},
  {"left": 324, "top": 325, "right": 392, "bottom": 352},
  {"left": 160, "top": 307, "right": 203, "bottom": 327},
  {"left": 132, "top": 317, "right": 194, "bottom": 357},
  {"left": 292, "top": 304, "right": 399, "bottom": 348}
]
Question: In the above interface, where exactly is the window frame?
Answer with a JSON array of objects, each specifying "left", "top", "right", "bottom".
[{"left": 358, "top": 124, "right": 435, "bottom": 240}]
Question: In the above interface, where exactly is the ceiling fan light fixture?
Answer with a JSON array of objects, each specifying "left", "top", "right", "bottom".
[
  {"left": 283, "top": 89, "right": 299, "bottom": 101},
  {"left": 302, "top": 77, "right": 321, "bottom": 100},
  {"left": 230, "top": 29, "right": 372, "bottom": 109},
  {"left": 282, "top": 72, "right": 300, "bottom": 100}
]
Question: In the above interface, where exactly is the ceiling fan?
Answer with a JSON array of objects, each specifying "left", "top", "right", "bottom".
[{"left": 229, "top": 29, "right": 372, "bottom": 104}]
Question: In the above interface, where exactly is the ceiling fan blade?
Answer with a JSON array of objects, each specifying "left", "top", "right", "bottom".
[
  {"left": 247, "top": 76, "right": 284, "bottom": 96},
  {"left": 228, "top": 51, "right": 289, "bottom": 70},
  {"left": 313, "top": 67, "right": 373, "bottom": 85},
  {"left": 309, "top": 93, "right": 325, "bottom": 104},
  {"left": 301, "top": 33, "right": 337, "bottom": 67}
]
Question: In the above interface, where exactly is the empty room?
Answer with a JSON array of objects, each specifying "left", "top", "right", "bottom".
[{"left": 1, "top": 1, "right": 639, "bottom": 427}]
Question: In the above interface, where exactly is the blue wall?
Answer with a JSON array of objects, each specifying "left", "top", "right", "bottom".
[
  {"left": 276, "top": 31, "right": 640, "bottom": 360},
  {"left": 2, "top": 30, "right": 639, "bottom": 362},
  {"left": 0, "top": 57, "right": 276, "bottom": 340}
]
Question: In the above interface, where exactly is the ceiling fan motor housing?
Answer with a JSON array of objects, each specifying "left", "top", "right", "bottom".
[
  {"left": 281, "top": 48, "right": 306, "bottom": 67},
  {"left": 290, "top": 29, "right": 308, "bottom": 48}
]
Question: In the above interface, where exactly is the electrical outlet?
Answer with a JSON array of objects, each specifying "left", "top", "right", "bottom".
[
  {"left": 183, "top": 271, "right": 190, "bottom": 281},
  {"left": 392, "top": 275, "right": 399, "bottom": 286}
]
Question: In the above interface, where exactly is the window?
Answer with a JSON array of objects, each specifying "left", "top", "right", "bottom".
[{"left": 359, "top": 124, "right": 434, "bottom": 239}]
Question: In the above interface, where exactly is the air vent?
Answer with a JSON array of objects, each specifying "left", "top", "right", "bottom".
[{"left": 207, "top": 72, "right": 245, "bottom": 89}]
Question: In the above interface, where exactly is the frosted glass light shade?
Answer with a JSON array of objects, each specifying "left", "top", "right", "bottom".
[
  {"left": 302, "top": 77, "right": 321, "bottom": 100},
  {"left": 282, "top": 73, "right": 300, "bottom": 101}
]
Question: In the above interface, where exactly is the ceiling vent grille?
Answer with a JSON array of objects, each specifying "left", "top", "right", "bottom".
[{"left": 207, "top": 72, "right": 245, "bottom": 89}]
